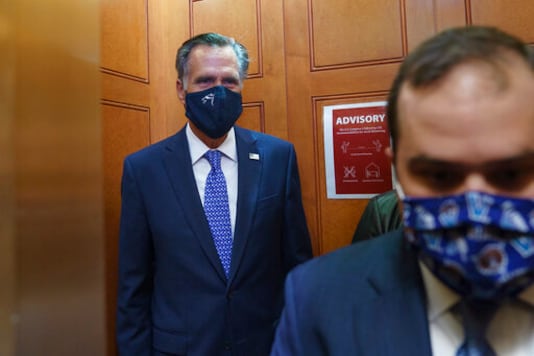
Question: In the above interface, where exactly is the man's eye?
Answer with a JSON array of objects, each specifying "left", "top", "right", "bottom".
[
  {"left": 222, "top": 79, "right": 239, "bottom": 87},
  {"left": 487, "top": 168, "right": 532, "bottom": 191},
  {"left": 420, "top": 169, "right": 464, "bottom": 190}
]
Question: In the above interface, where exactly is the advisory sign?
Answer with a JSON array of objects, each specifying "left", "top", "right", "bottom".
[{"left": 323, "top": 101, "right": 393, "bottom": 199}]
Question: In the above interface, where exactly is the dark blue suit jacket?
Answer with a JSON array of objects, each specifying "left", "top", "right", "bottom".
[
  {"left": 271, "top": 230, "right": 433, "bottom": 356},
  {"left": 116, "top": 126, "right": 312, "bottom": 355}
]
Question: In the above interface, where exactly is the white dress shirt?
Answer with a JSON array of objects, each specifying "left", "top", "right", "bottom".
[
  {"left": 186, "top": 124, "right": 238, "bottom": 237},
  {"left": 421, "top": 263, "right": 534, "bottom": 356}
]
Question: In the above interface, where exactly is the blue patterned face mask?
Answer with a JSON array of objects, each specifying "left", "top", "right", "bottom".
[
  {"left": 185, "top": 85, "right": 243, "bottom": 139},
  {"left": 400, "top": 189, "right": 534, "bottom": 300}
]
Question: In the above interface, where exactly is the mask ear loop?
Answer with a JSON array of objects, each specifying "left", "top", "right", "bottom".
[
  {"left": 389, "top": 148, "right": 404, "bottom": 199},
  {"left": 393, "top": 166, "right": 405, "bottom": 199},
  {"left": 391, "top": 166, "right": 407, "bottom": 229}
]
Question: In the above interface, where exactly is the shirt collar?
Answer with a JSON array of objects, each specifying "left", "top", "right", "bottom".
[
  {"left": 518, "top": 282, "right": 534, "bottom": 307},
  {"left": 186, "top": 123, "right": 237, "bottom": 164},
  {"left": 420, "top": 261, "right": 534, "bottom": 322},
  {"left": 420, "top": 261, "right": 460, "bottom": 322}
]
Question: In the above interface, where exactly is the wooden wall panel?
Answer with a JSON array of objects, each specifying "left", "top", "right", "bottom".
[
  {"left": 101, "top": 73, "right": 150, "bottom": 107},
  {"left": 100, "top": 1, "right": 152, "bottom": 350},
  {"left": 101, "top": 1, "right": 188, "bottom": 353},
  {"left": 192, "top": 0, "right": 261, "bottom": 77},
  {"left": 405, "top": 0, "right": 466, "bottom": 51},
  {"left": 310, "top": 63, "right": 399, "bottom": 96},
  {"left": 284, "top": 0, "right": 320, "bottom": 253},
  {"left": 311, "top": 0, "right": 404, "bottom": 68},
  {"left": 147, "top": 0, "right": 186, "bottom": 141},
  {"left": 102, "top": 104, "right": 150, "bottom": 356},
  {"left": 470, "top": 0, "right": 534, "bottom": 43},
  {"left": 101, "top": 0, "right": 149, "bottom": 80},
  {"left": 239, "top": 103, "right": 265, "bottom": 132},
  {"left": 433, "top": 0, "right": 467, "bottom": 33}
]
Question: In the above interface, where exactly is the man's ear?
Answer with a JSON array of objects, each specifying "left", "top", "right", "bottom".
[
  {"left": 176, "top": 80, "right": 186, "bottom": 104},
  {"left": 385, "top": 146, "right": 394, "bottom": 161}
]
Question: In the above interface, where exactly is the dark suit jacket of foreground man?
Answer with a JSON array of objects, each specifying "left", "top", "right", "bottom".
[
  {"left": 117, "top": 125, "right": 312, "bottom": 355},
  {"left": 270, "top": 230, "right": 433, "bottom": 356}
]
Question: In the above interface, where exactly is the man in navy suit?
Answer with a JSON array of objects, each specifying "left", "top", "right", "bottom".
[
  {"left": 271, "top": 26, "right": 534, "bottom": 355},
  {"left": 116, "top": 32, "right": 313, "bottom": 355}
]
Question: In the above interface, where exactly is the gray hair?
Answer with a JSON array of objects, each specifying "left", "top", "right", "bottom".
[{"left": 175, "top": 32, "right": 249, "bottom": 88}]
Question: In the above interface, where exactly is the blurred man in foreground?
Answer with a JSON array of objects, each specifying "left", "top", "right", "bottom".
[{"left": 271, "top": 26, "right": 534, "bottom": 355}]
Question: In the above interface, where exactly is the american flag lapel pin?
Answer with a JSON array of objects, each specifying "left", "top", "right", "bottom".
[{"left": 249, "top": 153, "right": 260, "bottom": 160}]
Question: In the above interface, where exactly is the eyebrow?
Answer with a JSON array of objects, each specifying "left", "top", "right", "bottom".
[
  {"left": 193, "top": 74, "right": 240, "bottom": 83},
  {"left": 408, "top": 151, "right": 534, "bottom": 171},
  {"left": 193, "top": 75, "right": 216, "bottom": 83}
]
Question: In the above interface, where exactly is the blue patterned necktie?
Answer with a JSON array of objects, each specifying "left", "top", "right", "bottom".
[
  {"left": 456, "top": 299, "right": 498, "bottom": 356},
  {"left": 204, "top": 150, "right": 232, "bottom": 278}
]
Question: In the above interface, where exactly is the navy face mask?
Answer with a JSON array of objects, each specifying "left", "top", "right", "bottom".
[
  {"left": 185, "top": 85, "right": 243, "bottom": 139},
  {"left": 400, "top": 188, "right": 534, "bottom": 301}
]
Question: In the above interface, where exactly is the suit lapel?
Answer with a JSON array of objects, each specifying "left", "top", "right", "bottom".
[
  {"left": 162, "top": 128, "right": 227, "bottom": 281},
  {"left": 365, "top": 233, "right": 433, "bottom": 355},
  {"left": 228, "top": 127, "right": 261, "bottom": 282}
]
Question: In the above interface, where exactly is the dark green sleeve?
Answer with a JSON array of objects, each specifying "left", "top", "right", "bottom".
[
  {"left": 351, "top": 190, "right": 402, "bottom": 243},
  {"left": 351, "top": 196, "right": 383, "bottom": 243}
]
